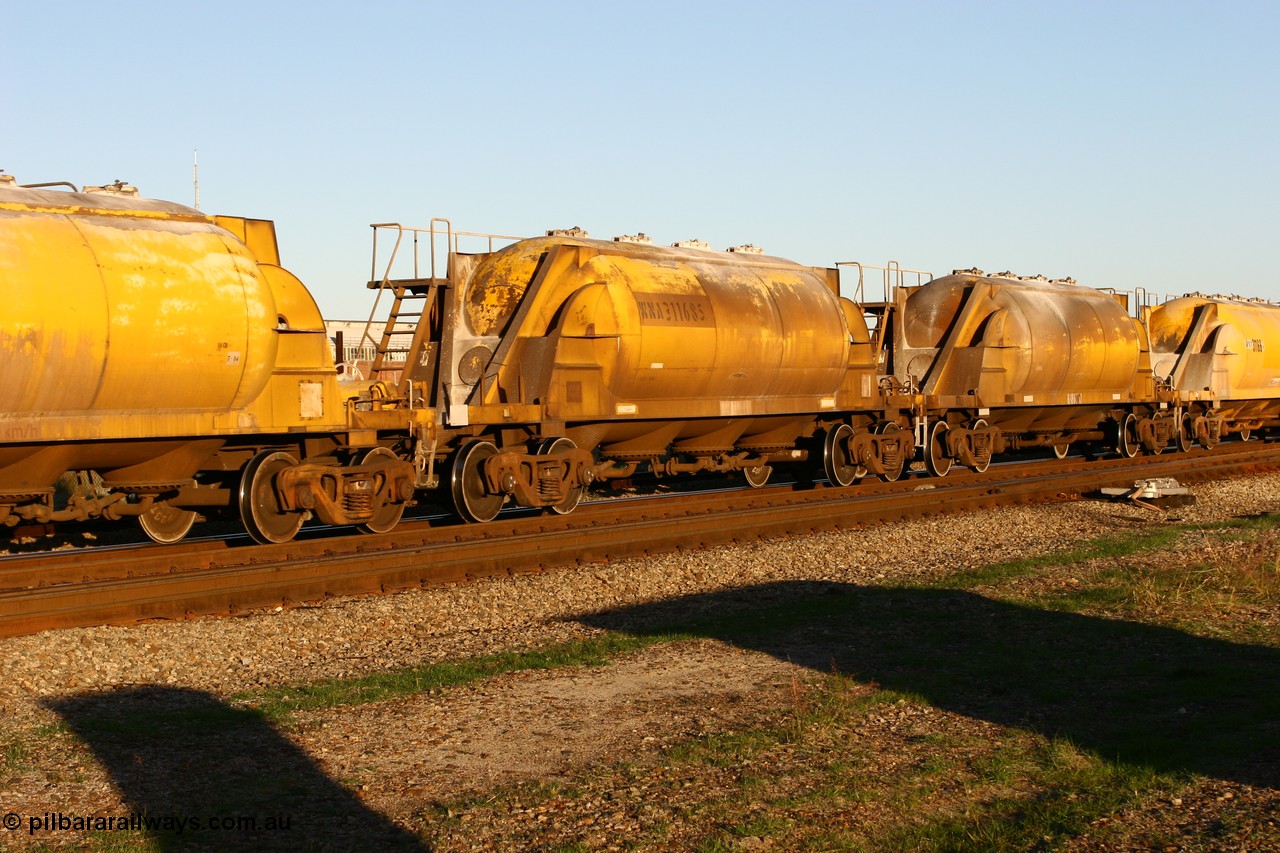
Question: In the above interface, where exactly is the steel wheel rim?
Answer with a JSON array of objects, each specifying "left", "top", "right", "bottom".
[
  {"left": 823, "top": 424, "right": 857, "bottom": 487},
  {"left": 239, "top": 450, "right": 304, "bottom": 545},
  {"left": 450, "top": 441, "right": 503, "bottom": 523},
  {"left": 969, "top": 418, "right": 993, "bottom": 473},
  {"left": 1175, "top": 414, "right": 1194, "bottom": 453},
  {"left": 541, "top": 437, "right": 584, "bottom": 515},
  {"left": 357, "top": 446, "right": 407, "bottom": 534},
  {"left": 1116, "top": 413, "right": 1139, "bottom": 458},
  {"left": 743, "top": 464, "right": 772, "bottom": 488},
  {"left": 925, "top": 420, "right": 952, "bottom": 478},
  {"left": 138, "top": 502, "right": 197, "bottom": 545}
]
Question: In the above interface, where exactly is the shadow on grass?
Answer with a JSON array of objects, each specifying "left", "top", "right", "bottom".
[
  {"left": 579, "top": 581, "right": 1280, "bottom": 788},
  {"left": 45, "top": 686, "right": 428, "bottom": 852}
]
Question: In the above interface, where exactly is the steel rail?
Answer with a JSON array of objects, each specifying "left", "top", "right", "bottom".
[{"left": 1, "top": 444, "right": 1277, "bottom": 637}]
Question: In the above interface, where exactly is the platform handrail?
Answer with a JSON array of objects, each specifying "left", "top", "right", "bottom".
[
  {"left": 359, "top": 220, "right": 525, "bottom": 379},
  {"left": 835, "top": 260, "right": 933, "bottom": 305}
]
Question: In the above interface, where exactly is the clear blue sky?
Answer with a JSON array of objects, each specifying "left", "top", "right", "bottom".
[{"left": 5, "top": 0, "right": 1277, "bottom": 319}]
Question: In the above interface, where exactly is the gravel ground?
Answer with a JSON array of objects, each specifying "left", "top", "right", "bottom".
[
  {"left": 1, "top": 473, "right": 1278, "bottom": 729},
  {"left": 2, "top": 474, "right": 1279, "bottom": 850}
]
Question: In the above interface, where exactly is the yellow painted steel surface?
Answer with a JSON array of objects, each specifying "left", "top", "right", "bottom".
[
  {"left": 2, "top": 188, "right": 276, "bottom": 413},
  {"left": 1150, "top": 296, "right": 1280, "bottom": 399},
  {"left": 0, "top": 187, "right": 343, "bottom": 444},
  {"left": 902, "top": 273, "right": 1141, "bottom": 403},
  {"left": 459, "top": 236, "right": 862, "bottom": 421}
]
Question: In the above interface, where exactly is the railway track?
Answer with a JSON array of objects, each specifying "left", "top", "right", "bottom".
[{"left": 2, "top": 444, "right": 1278, "bottom": 638}]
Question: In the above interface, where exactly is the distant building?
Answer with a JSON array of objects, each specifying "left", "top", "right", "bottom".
[
  {"left": 325, "top": 320, "right": 383, "bottom": 364},
  {"left": 325, "top": 320, "right": 413, "bottom": 382}
]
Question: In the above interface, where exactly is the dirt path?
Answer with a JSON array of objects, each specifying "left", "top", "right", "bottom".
[{"left": 297, "top": 640, "right": 805, "bottom": 802}]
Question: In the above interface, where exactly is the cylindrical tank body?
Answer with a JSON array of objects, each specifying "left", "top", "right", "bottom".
[
  {"left": 1149, "top": 296, "right": 1280, "bottom": 399},
  {"left": 901, "top": 272, "right": 1141, "bottom": 401},
  {"left": 462, "top": 236, "right": 859, "bottom": 419},
  {"left": 1, "top": 186, "right": 279, "bottom": 417}
]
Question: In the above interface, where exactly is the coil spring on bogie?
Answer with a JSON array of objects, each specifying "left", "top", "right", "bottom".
[
  {"left": 345, "top": 492, "right": 374, "bottom": 515},
  {"left": 344, "top": 476, "right": 376, "bottom": 516},
  {"left": 537, "top": 465, "right": 562, "bottom": 500}
]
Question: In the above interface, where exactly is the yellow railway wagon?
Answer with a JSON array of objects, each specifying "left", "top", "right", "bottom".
[
  {"left": 0, "top": 180, "right": 415, "bottom": 543},
  {"left": 434, "top": 233, "right": 885, "bottom": 520},
  {"left": 1149, "top": 295, "right": 1280, "bottom": 443},
  {"left": 885, "top": 270, "right": 1163, "bottom": 470}
]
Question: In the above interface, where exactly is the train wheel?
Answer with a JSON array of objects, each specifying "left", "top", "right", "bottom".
[
  {"left": 139, "top": 502, "right": 197, "bottom": 545},
  {"left": 450, "top": 440, "right": 504, "bottom": 523},
  {"left": 969, "top": 418, "right": 993, "bottom": 473},
  {"left": 357, "top": 447, "right": 407, "bottom": 534},
  {"left": 239, "top": 450, "right": 305, "bottom": 545},
  {"left": 1052, "top": 442, "right": 1070, "bottom": 460},
  {"left": 1175, "top": 414, "right": 1194, "bottom": 453},
  {"left": 925, "top": 420, "right": 952, "bottom": 478},
  {"left": 540, "top": 437, "right": 584, "bottom": 515},
  {"left": 743, "top": 464, "right": 773, "bottom": 488},
  {"left": 875, "top": 423, "right": 906, "bottom": 482},
  {"left": 1115, "top": 413, "right": 1139, "bottom": 458},
  {"left": 823, "top": 424, "right": 859, "bottom": 487}
]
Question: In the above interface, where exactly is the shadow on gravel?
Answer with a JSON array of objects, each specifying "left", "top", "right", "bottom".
[
  {"left": 579, "top": 581, "right": 1280, "bottom": 788},
  {"left": 45, "top": 686, "right": 428, "bottom": 852}
]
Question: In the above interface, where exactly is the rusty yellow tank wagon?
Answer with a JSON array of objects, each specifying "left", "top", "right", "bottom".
[
  {"left": 880, "top": 269, "right": 1169, "bottom": 474},
  {"left": 0, "top": 178, "right": 416, "bottom": 544},
  {"left": 1149, "top": 295, "right": 1280, "bottom": 448},
  {"left": 410, "top": 230, "right": 899, "bottom": 521}
]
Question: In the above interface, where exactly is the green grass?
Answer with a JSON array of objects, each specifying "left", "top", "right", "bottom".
[
  {"left": 558, "top": 686, "right": 1176, "bottom": 853},
  {"left": 935, "top": 513, "right": 1280, "bottom": 592},
  {"left": 864, "top": 742, "right": 1163, "bottom": 852},
  {"left": 695, "top": 813, "right": 795, "bottom": 851},
  {"left": 241, "top": 631, "right": 691, "bottom": 718},
  {"left": 945, "top": 515, "right": 1280, "bottom": 645},
  {"left": 932, "top": 526, "right": 1188, "bottom": 589},
  {"left": 82, "top": 833, "right": 162, "bottom": 853}
]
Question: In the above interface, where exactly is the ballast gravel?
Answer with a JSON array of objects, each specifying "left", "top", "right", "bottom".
[{"left": 1, "top": 473, "right": 1278, "bottom": 728}]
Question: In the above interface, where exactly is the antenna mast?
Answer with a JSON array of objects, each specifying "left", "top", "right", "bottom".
[{"left": 193, "top": 149, "right": 200, "bottom": 210}]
